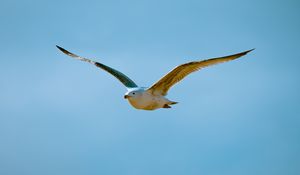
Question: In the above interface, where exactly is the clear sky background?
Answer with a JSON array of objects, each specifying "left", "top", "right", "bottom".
[{"left": 1, "top": 0, "right": 299, "bottom": 175}]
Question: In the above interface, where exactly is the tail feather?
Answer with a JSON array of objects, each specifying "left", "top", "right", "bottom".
[{"left": 169, "top": 101, "right": 178, "bottom": 105}]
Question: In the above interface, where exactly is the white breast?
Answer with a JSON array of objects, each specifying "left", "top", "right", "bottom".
[{"left": 127, "top": 91, "right": 168, "bottom": 110}]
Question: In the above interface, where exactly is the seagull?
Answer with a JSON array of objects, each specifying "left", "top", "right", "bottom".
[{"left": 56, "top": 45, "right": 254, "bottom": 110}]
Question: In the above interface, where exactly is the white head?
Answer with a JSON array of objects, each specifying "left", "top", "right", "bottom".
[{"left": 124, "top": 88, "right": 144, "bottom": 100}]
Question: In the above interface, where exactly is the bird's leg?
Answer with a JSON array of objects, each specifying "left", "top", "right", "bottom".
[{"left": 163, "top": 104, "right": 171, "bottom": 108}]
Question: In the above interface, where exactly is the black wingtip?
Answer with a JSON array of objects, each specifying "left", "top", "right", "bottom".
[
  {"left": 245, "top": 48, "right": 255, "bottom": 54},
  {"left": 236, "top": 48, "right": 255, "bottom": 57},
  {"left": 56, "top": 45, "right": 72, "bottom": 55},
  {"left": 56, "top": 45, "right": 65, "bottom": 52}
]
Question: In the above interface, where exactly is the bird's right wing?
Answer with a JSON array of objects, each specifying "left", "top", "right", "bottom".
[
  {"left": 147, "top": 49, "right": 254, "bottom": 96},
  {"left": 56, "top": 46, "right": 138, "bottom": 88}
]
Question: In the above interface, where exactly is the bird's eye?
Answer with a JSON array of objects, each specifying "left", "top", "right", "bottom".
[{"left": 132, "top": 93, "right": 135, "bottom": 95}]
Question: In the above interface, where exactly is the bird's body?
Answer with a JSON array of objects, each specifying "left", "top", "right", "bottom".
[
  {"left": 56, "top": 45, "right": 254, "bottom": 110},
  {"left": 124, "top": 88, "right": 177, "bottom": 110}
]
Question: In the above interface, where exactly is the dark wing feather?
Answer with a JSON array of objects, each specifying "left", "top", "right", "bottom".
[{"left": 56, "top": 45, "right": 138, "bottom": 88}]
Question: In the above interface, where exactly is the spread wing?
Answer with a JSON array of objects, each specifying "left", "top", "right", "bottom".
[
  {"left": 56, "top": 45, "right": 138, "bottom": 88},
  {"left": 147, "top": 49, "right": 254, "bottom": 96}
]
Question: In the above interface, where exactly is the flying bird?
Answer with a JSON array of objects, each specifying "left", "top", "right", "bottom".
[{"left": 56, "top": 45, "right": 254, "bottom": 110}]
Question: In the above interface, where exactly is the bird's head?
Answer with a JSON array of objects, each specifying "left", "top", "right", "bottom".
[{"left": 124, "top": 89, "right": 144, "bottom": 99}]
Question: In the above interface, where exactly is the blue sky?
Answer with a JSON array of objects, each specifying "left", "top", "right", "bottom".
[{"left": 1, "top": 0, "right": 300, "bottom": 174}]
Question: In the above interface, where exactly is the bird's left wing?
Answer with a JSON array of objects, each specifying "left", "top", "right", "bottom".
[
  {"left": 147, "top": 49, "right": 254, "bottom": 96},
  {"left": 56, "top": 46, "right": 138, "bottom": 88}
]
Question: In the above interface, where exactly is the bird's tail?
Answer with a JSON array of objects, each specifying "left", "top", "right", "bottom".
[
  {"left": 169, "top": 101, "right": 178, "bottom": 105},
  {"left": 163, "top": 101, "right": 178, "bottom": 109}
]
